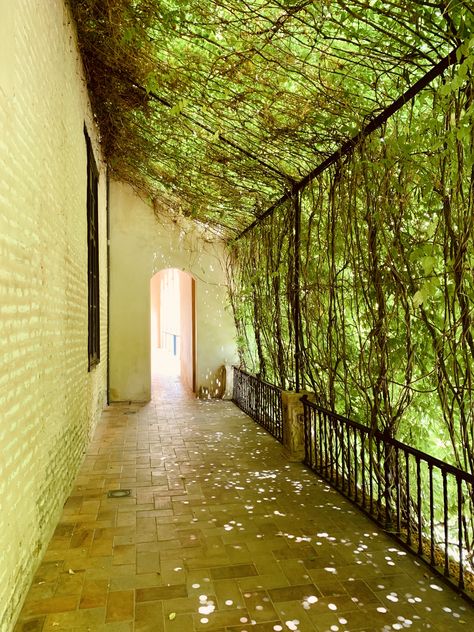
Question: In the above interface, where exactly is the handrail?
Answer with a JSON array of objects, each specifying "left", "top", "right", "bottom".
[
  {"left": 301, "top": 396, "right": 474, "bottom": 484},
  {"left": 232, "top": 369, "right": 474, "bottom": 597},
  {"left": 301, "top": 395, "right": 474, "bottom": 598},
  {"left": 234, "top": 366, "right": 282, "bottom": 392},
  {"left": 235, "top": 46, "right": 461, "bottom": 240},
  {"left": 232, "top": 366, "right": 283, "bottom": 443}
]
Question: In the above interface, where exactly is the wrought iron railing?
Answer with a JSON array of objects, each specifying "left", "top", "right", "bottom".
[
  {"left": 233, "top": 367, "right": 283, "bottom": 443},
  {"left": 162, "top": 330, "right": 180, "bottom": 356},
  {"left": 302, "top": 396, "right": 474, "bottom": 597}
]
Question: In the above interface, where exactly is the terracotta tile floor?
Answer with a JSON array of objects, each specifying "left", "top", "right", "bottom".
[{"left": 14, "top": 371, "right": 474, "bottom": 632}]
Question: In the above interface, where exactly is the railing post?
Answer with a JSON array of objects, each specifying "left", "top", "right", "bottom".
[
  {"left": 232, "top": 366, "right": 238, "bottom": 401},
  {"left": 293, "top": 190, "right": 301, "bottom": 393},
  {"left": 281, "top": 391, "right": 306, "bottom": 461},
  {"left": 223, "top": 365, "right": 234, "bottom": 399}
]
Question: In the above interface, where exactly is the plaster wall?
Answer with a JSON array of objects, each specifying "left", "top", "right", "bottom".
[
  {"left": 109, "top": 181, "right": 237, "bottom": 401},
  {"left": 150, "top": 271, "right": 161, "bottom": 349},
  {"left": 0, "top": 1, "right": 107, "bottom": 629},
  {"left": 179, "top": 271, "right": 195, "bottom": 392}
]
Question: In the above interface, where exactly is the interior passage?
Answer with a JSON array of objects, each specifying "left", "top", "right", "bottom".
[{"left": 14, "top": 376, "right": 474, "bottom": 632}]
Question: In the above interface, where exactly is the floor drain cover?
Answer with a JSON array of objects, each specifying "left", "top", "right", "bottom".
[{"left": 107, "top": 489, "right": 131, "bottom": 498}]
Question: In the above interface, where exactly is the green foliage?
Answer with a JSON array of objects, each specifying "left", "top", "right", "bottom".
[
  {"left": 70, "top": 0, "right": 470, "bottom": 235},
  {"left": 228, "top": 47, "right": 474, "bottom": 481}
]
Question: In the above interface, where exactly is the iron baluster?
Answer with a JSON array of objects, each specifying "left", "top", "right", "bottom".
[
  {"left": 324, "top": 411, "right": 328, "bottom": 476},
  {"left": 361, "top": 432, "right": 366, "bottom": 508},
  {"left": 369, "top": 436, "right": 374, "bottom": 515},
  {"left": 429, "top": 463, "right": 435, "bottom": 566},
  {"left": 405, "top": 452, "right": 411, "bottom": 547},
  {"left": 457, "top": 476, "right": 464, "bottom": 589},
  {"left": 354, "top": 431, "right": 358, "bottom": 504},
  {"left": 329, "top": 414, "right": 334, "bottom": 484},
  {"left": 346, "top": 425, "right": 351, "bottom": 497},
  {"left": 376, "top": 437, "right": 382, "bottom": 522},
  {"left": 303, "top": 400, "right": 309, "bottom": 466},
  {"left": 416, "top": 456, "right": 422, "bottom": 555},
  {"left": 318, "top": 409, "right": 323, "bottom": 472},
  {"left": 443, "top": 470, "right": 449, "bottom": 577},
  {"left": 395, "top": 447, "right": 401, "bottom": 534},
  {"left": 384, "top": 441, "right": 391, "bottom": 528},
  {"left": 340, "top": 421, "right": 345, "bottom": 491}
]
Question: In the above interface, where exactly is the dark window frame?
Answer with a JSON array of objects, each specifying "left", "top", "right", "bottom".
[{"left": 85, "top": 127, "right": 100, "bottom": 370}]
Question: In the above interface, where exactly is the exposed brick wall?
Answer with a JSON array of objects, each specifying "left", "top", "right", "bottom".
[{"left": 0, "top": 2, "right": 107, "bottom": 629}]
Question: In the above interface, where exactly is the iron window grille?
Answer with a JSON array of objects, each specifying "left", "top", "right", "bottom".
[{"left": 85, "top": 128, "right": 100, "bottom": 370}]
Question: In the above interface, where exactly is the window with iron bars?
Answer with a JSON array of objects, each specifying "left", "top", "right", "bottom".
[{"left": 85, "top": 127, "right": 100, "bottom": 370}]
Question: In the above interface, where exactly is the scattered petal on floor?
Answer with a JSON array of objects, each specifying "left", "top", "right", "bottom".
[{"left": 13, "top": 368, "right": 474, "bottom": 631}]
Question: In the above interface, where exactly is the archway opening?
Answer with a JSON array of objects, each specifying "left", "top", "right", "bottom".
[{"left": 150, "top": 268, "right": 195, "bottom": 391}]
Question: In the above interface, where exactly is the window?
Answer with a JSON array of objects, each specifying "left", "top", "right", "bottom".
[{"left": 85, "top": 128, "right": 100, "bottom": 369}]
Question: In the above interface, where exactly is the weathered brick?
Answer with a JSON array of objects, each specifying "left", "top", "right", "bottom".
[{"left": 0, "top": 1, "right": 107, "bottom": 629}]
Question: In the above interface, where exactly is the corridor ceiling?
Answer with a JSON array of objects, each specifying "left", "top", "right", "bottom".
[{"left": 70, "top": 0, "right": 467, "bottom": 240}]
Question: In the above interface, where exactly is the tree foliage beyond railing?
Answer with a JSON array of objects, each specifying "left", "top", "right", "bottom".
[{"left": 226, "top": 40, "right": 474, "bottom": 558}]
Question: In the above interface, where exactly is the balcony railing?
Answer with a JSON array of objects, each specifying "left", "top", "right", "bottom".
[
  {"left": 302, "top": 396, "right": 474, "bottom": 597},
  {"left": 161, "top": 330, "right": 180, "bottom": 356},
  {"left": 232, "top": 367, "right": 283, "bottom": 443}
]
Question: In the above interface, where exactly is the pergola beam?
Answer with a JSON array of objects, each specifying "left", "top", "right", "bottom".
[
  {"left": 140, "top": 86, "right": 295, "bottom": 184},
  {"left": 235, "top": 45, "right": 461, "bottom": 241}
]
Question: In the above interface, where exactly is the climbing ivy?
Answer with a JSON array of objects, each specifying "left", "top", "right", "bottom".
[
  {"left": 70, "top": 0, "right": 471, "bottom": 235},
  {"left": 227, "top": 47, "right": 474, "bottom": 573},
  {"left": 229, "top": 43, "right": 474, "bottom": 475}
]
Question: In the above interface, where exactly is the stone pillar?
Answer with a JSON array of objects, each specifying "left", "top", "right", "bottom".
[
  {"left": 223, "top": 364, "right": 234, "bottom": 400},
  {"left": 281, "top": 391, "right": 306, "bottom": 462}
]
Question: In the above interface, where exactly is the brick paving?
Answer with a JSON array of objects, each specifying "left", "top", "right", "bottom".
[{"left": 14, "top": 371, "right": 474, "bottom": 631}]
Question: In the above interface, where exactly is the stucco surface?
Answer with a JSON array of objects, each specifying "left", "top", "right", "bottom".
[{"left": 109, "top": 181, "right": 237, "bottom": 401}]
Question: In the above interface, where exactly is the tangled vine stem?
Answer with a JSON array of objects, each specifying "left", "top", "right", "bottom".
[
  {"left": 227, "top": 45, "right": 474, "bottom": 483},
  {"left": 70, "top": 0, "right": 470, "bottom": 235}
]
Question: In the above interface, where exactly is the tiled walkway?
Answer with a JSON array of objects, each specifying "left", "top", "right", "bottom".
[{"left": 14, "top": 371, "right": 474, "bottom": 632}]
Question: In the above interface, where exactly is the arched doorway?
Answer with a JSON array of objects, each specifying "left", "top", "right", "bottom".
[{"left": 150, "top": 268, "right": 196, "bottom": 391}]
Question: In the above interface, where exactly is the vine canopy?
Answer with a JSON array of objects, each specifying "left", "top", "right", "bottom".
[{"left": 69, "top": 0, "right": 472, "bottom": 240}]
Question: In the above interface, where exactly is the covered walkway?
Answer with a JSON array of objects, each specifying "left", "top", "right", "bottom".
[{"left": 15, "top": 375, "right": 474, "bottom": 632}]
